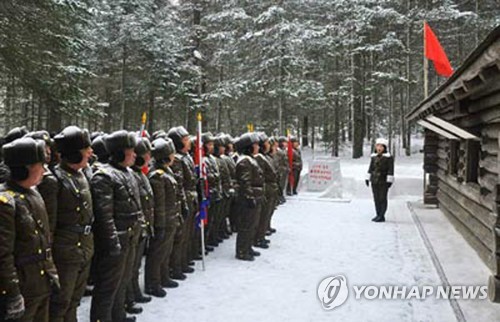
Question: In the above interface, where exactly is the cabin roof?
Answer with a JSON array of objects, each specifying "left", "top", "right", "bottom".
[{"left": 406, "top": 25, "right": 500, "bottom": 122}]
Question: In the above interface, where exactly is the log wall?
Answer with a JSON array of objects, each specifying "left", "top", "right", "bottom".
[{"left": 433, "top": 87, "right": 500, "bottom": 300}]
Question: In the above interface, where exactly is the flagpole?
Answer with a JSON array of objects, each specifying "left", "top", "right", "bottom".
[
  {"left": 423, "top": 20, "right": 429, "bottom": 99},
  {"left": 197, "top": 112, "right": 206, "bottom": 271},
  {"left": 140, "top": 112, "right": 149, "bottom": 174},
  {"left": 423, "top": 20, "right": 428, "bottom": 199}
]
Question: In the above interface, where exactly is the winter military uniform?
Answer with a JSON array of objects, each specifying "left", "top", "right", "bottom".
[
  {"left": 84, "top": 134, "right": 109, "bottom": 295},
  {"left": 276, "top": 137, "right": 289, "bottom": 203},
  {"left": 90, "top": 131, "right": 142, "bottom": 322},
  {"left": 287, "top": 138, "right": 302, "bottom": 195},
  {"left": 126, "top": 137, "right": 154, "bottom": 313},
  {"left": 365, "top": 138, "right": 394, "bottom": 222},
  {"left": 254, "top": 134, "right": 279, "bottom": 248},
  {"left": 47, "top": 126, "right": 95, "bottom": 322},
  {"left": 145, "top": 138, "right": 182, "bottom": 296},
  {"left": 221, "top": 151, "right": 237, "bottom": 234},
  {"left": 27, "top": 131, "right": 59, "bottom": 234},
  {"left": 202, "top": 133, "right": 222, "bottom": 249},
  {"left": 0, "top": 138, "right": 59, "bottom": 322},
  {"left": 234, "top": 133, "right": 264, "bottom": 261},
  {"left": 224, "top": 137, "right": 240, "bottom": 233},
  {"left": 163, "top": 137, "right": 188, "bottom": 282},
  {"left": 37, "top": 166, "right": 59, "bottom": 232},
  {"left": 168, "top": 126, "right": 198, "bottom": 272},
  {"left": 214, "top": 136, "right": 233, "bottom": 241}
]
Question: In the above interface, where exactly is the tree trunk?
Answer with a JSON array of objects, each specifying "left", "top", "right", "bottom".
[
  {"left": 215, "top": 66, "right": 223, "bottom": 132},
  {"left": 148, "top": 87, "right": 155, "bottom": 132},
  {"left": 388, "top": 81, "right": 394, "bottom": 153},
  {"left": 333, "top": 94, "right": 340, "bottom": 157},
  {"left": 302, "top": 115, "right": 309, "bottom": 147},
  {"left": 405, "top": 11, "right": 412, "bottom": 156},
  {"left": 119, "top": 45, "right": 127, "bottom": 129},
  {"left": 47, "top": 98, "right": 62, "bottom": 132},
  {"left": 352, "top": 53, "right": 363, "bottom": 159}
]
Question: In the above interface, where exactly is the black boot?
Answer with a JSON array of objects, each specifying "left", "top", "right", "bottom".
[
  {"left": 135, "top": 294, "right": 152, "bottom": 304},
  {"left": 236, "top": 253, "right": 255, "bottom": 261},
  {"left": 373, "top": 216, "right": 385, "bottom": 222},
  {"left": 171, "top": 271, "right": 187, "bottom": 280},
  {"left": 188, "top": 261, "right": 195, "bottom": 266},
  {"left": 207, "top": 240, "right": 219, "bottom": 247},
  {"left": 254, "top": 240, "right": 269, "bottom": 249},
  {"left": 123, "top": 316, "right": 137, "bottom": 322},
  {"left": 250, "top": 248, "right": 260, "bottom": 257},
  {"left": 145, "top": 286, "right": 167, "bottom": 298},
  {"left": 371, "top": 216, "right": 379, "bottom": 221},
  {"left": 125, "top": 303, "right": 143, "bottom": 315},
  {"left": 182, "top": 266, "right": 195, "bottom": 274},
  {"left": 161, "top": 279, "right": 179, "bottom": 288}
]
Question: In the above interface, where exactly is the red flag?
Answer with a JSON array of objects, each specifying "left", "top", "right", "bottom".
[
  {"left": 424, "top": 22, "right": 453, "bottom": 77},
  {"left": 287, "top": 133, "right": 294, "bottom": 189},
  {"left": 195, "top": 113, "right": 208, "bottom": 226},
  {"left": 140, "top": 112, "right": 149, "bottom": 174}
]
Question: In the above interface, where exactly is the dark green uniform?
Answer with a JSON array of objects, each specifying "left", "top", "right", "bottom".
[
  {"left": 0, "top": 181, "right": 59, "bottom": 322},
  {"left": 215, "top": 155, "right": 232, "bottom": 240},
  {"left": 146, "top": 165, "right": 182, "bottom": 290},
  {"left": 205, "top": 155, "right": 222, "bottom": 246},
  {"left": 287, "top": 148, "right": 302, "bottom": 195},
  {"left": 235, "top": 155, "right": 264, "bottom": 259},
  {"left": 221, "top": 154, "right": 237, "bottom": 233},
  {"left": 168, "top": 161, "right": 187, "bottom": 279},
  {"left": 276, "top": 148, "right": 288, "bottom": 200},
  {"left": 366, "top": 152, "right": 394, "bottom": 220},
  {"left": 170, "top": 152, "right": 198, "bottom": 270},
  {"left": 254, "top": 153, "right": 278, "bottom": 245},
  {"left": 47, "top": 162, "right": 94, "bottom": 322},
  {"left": 127, "top": 166, "right": 154, "bottom": 304},
  {"left": 90, "top": 162, "right": 142, "bottom": 322},
  {"left": 37, "top": 166, "right": 59, "bottom": 233}
]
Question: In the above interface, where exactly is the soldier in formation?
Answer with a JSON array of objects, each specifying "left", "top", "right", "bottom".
[{"left": 0, "top": 123, "right": 297, "bottom": 321}]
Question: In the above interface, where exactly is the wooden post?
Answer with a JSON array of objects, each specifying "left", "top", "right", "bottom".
[
  {"left": 423, "top": 129, "right": 439, "bottom": 205},
  {"left": 488, "top": 132, "right": 500, "bottom": 302}
]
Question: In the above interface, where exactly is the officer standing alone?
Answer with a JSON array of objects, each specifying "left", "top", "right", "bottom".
[{"left": 365, "top": 138, "right": 394, "bottom": 223}]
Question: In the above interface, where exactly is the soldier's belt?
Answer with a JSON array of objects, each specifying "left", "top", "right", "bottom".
[
  {"left": 57, "top": 224, "right": 92, "bottom": 235},
  {"left": 15, "top": 248, "right": 52, "bottom": 266}
]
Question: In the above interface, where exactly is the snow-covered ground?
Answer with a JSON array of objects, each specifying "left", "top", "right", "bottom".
[{"left": 77, "top": 143, "right": 500, "bottom": 321}]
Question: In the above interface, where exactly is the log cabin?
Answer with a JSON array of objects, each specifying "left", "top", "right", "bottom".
[{"left": 406, "top": 25, "right": 500, "bottom": 302}]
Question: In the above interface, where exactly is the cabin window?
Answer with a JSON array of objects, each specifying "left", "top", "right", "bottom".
[
  {"left": 448, "top": 140, "right": 460, "bottom": 176},
  {"left": 465, "top": 139, "right": 480, "bottom": 184}
]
